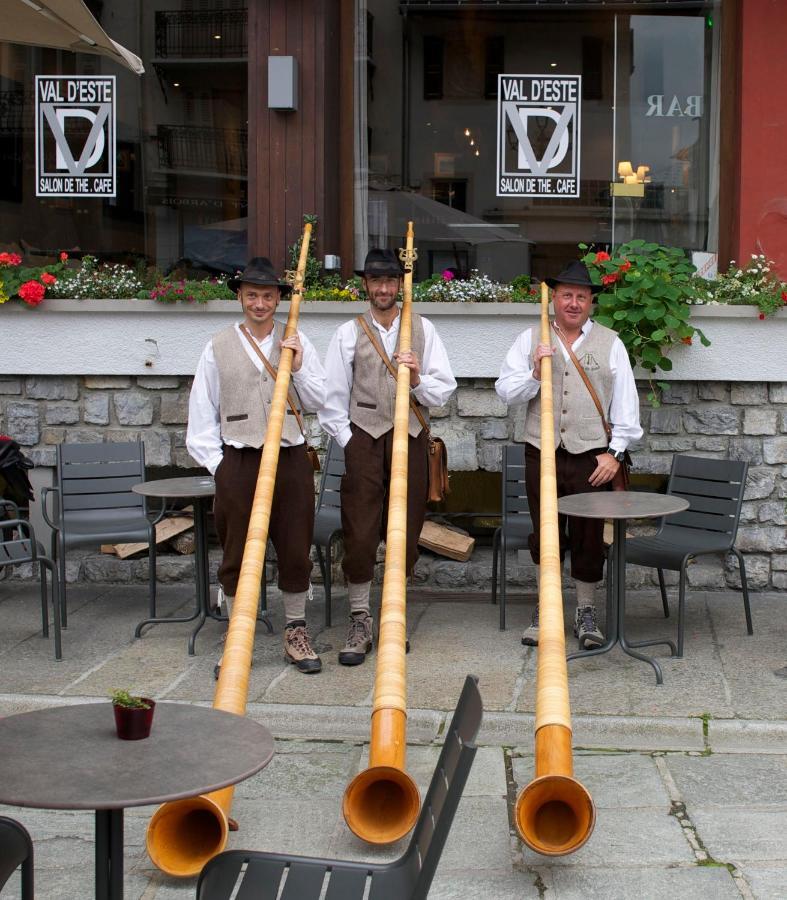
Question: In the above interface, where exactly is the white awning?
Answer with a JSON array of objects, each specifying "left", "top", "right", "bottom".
[{"left": 2, "top": 0, "right": 144, "bottom": 75}]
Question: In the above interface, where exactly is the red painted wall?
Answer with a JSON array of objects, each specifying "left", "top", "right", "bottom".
[{"left": 737, "top": 0, "right": 787, "bottom": 275}]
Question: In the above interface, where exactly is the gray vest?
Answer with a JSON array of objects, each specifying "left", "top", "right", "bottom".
[
  {"left": 212, "top": 323, "right": 303, "bottom": 447},
  {"left": 523, "top": 323, "right": 617, "bottom": 454},
  {"left": 349, "top": 310, "right": 429, "bottom": 439}
]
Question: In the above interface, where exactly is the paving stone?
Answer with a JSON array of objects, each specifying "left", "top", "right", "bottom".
[
  {"left": 666, "top": 754, "right": 787, "bottom": 806},
  {"left": 550, "top": 866, "right": 740, "bottom": 899},
  {"left": 709, "top": 720, "right": 787, "bottom": 753},
  {"left": 691, "top": 808, "right": 785, "bottom": 861},
  {"left": 737, "top": 864, "right": 787, "bottom": 900},
  {"left": 427, "top": 871, "right": 541, "bottom": 899}
]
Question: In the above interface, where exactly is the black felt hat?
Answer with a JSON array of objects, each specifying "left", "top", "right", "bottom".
[
  {"left": 545, "top": 260, "right": 602, "bottom": 295},
  {"left": 227, "top": 257, "right": 292, "bottom": 294},
  {"left": 355, "top": 248, "right": 404, "bottom": 278}
]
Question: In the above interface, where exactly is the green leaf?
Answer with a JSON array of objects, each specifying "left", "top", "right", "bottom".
[
  {"left": 658, "top": 356, "right": 673, "bottom": 371},
  {"left": 650, "top": 329, "right": 666, "bottom": 341},
  {"left": 626, "top": 309, "right": 645, "bottom": 323},
  {"left": 578, "top": 242, "right": 588, "bottom": 250},
  {"left": 628, "top": 239, "right": 646, "bottom": 248},
  {"left": 613, "top": 309, "right": 628, "bottom": 320},
  {"left": 645, "top": 303, "right": 667, "bottom": 320},
  {"left": 664, "top": 314, "right": 680, "bottom": 329},
  {"left": 594, "top": 314, "right": 614, "bottom": 328}
]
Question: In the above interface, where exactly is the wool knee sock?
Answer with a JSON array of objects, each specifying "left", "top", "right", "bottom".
[
  {"left": 283, "top": 589, "right": 309, "bottom": 624},
  {"left": 575, "top": 579, "right": 598, "bottom": 608},
  {"left": 348, "top": 580, "right": 372, "bottom": 616}
]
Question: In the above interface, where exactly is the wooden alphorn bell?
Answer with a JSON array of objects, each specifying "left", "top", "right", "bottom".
[
  {"left": 342, "top": 222, "right": 421, "bottom": 844},
  {"left": 145, "top": 223, "right": 314, "bottom": 877},
  {"left": 514, "top": 281, "right": 596, "bottom": 855}
]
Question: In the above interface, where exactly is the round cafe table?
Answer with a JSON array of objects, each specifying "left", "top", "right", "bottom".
[
  {"left": 558, "top": 491, "right": 690, "bottom": 684},
  {"left": 0, "top": 702, "right": 274, "bottom": 900}
]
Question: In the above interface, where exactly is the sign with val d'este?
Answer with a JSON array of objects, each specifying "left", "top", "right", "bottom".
[
  {"left": 35, "top": 76, "right": 116, "bottom": 198},
  {"left": 496, "top": 74, "right": 581, "bottom": 199}
]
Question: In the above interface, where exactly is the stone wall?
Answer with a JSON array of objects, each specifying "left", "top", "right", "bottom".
[{"left": 1, "top": 375, "right": 785, "bottom": 590}]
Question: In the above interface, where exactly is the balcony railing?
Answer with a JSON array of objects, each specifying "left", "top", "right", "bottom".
[
  {"left": 155, "top": 8, "right": 247, "bottom": 59},
  {"left": 157, "top": 124, "right": 247, "bottom": 176}
]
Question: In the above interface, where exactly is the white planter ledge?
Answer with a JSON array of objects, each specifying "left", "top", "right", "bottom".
[{"left": 2, "top": 299, "right": 786, "bottom": 381}]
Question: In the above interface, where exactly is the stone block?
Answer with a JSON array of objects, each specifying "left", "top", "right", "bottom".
[
  {"left": 28, "top": 446, "right": 56, "bottom": 466},
  {"left": 689, "top": 436, "right": 726, "bottom": 452},
  {"left": 428, "top": 403, "right": 451, "bottom": 418},
  {"left": 628, "top": 453, "right": 672, "bottom": 475},
  {"left": 758, "top": 501, "right": 787, "bottom": 525},
  {"left": 141, "top": 430, "right": 171, "bottom": 467},
  {"left": 106, "top": 429, "right": 139, "bottom": 443},
  {"left": 743, "top": 408, "right": 778, "bottom": 435},
  {"left": 456, "top": 388, "right": 507, "bottom": 417},
  {"left": 0, "top": 377, "right": 22, "bottom": 395},
  {"left": 25, "top": 376, "right": 79, "bottom": 400},
  {"left": 739, "top": 501, "right": 759, "bottom": 524},
  {"left": 82, "top": 555, "right": 134, "bottom": 583},
  {"left": 6, "top": 401, "right": 40, "bottom": 445},
  {"left": 743, "top": 467, "right": 776, "bottom": 500},
  {"left": 686, "top": 560, "right": 727, "bottom": 588},
  {"left": 725, "top": 553, "right": 770, "bottom": 590},
  {"left": 698, "top": 382, "right": 729, "bottom": 402},
  {"left": 84, "top": 376, "right": 131, "bottom": 389},
  {"left": 728, "top": 437, "right": 764, "bottom": 465},
  {"left": 160, "top": 393, "right": 190, "bottom": 425},
  {"left": 649, "top": 407, "right": 682, "bottom": 434},
  {"left": 431, "top": 425, "right": 477, "bottom": 471},
  {"left": 648, "top": 437, "right": 694, "bottom": 452},
  {"left": 771, "top": 553, "right": 787, "bottom": 570},
  {"left": 479, "top": 419, "right": 509, "bottom": 440},
  {"left": 41, "top": 427, "right": 65, "bottom": 445},
  {"left": 773, "top": 571, "right": 787, "bottom": 589},
  {"left": 661, "top": 382, "right": 696, "bottom": 404},
  {"left": 173, "top": 447, "right": 200, "bottom": 468},
  {"left": 479, "top": 442, "right": 503, "bottom": 472},
  {"left": 44, "top": 402, "right": 79, "bottom": 425},
  {"left": 731, "top": 381, "right": 769, "bottom": 404},
  {"left": 113, "top": 390, "right": 154, "bottom": 426},
  {"left": 769, "top": 382, "right": 787, "bottom": 403},
  {"left": 83, "top": 392, "right": 110, "bottom": 425},
  {"left": 735, "top": 525, "right": 787, "bottom": 552},
  {"left": 683, "top": 407, "right": 740, "bottom": 435},
  {"left": 65, "top": 428, "right": 105, "bottom": 444},
  {"left": 431, "top": 560, "right": 470, "bottom": 587},
  {"left": 136, "top": 375, "right": 180, "bottom": 389},
  {"left": 781, "top": 409, "right": 787, "bottom": 432},
  {"left": 763, "top": 436, "right": 787, "bottom": 464},
  {"left": 149, "top": 555, "right": 195, "bottom": 582}
]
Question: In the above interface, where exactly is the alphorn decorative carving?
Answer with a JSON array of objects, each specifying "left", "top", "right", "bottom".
[
  {"left": 145, "top": 224, "right": 313, "bottom": 877},
  {"left": 342, "top": 223, "right": 421, "bottom": 844},
  {"left": 514, "top": 281, "right": 596, "bottom": 855}
]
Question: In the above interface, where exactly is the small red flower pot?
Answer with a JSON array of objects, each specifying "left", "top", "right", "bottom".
[{"left": 113, "top": 699, "right": 156, "bottom": 740}]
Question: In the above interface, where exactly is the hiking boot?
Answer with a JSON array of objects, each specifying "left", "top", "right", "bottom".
[
  {"left": 574, "top": 605, "right": 604, "bottom": 649},
  {"left": 521, "top": 606, "right": 540, "bottom": 646},
  {"left": 339, "top": 611, "right": 374, "bottom": 666},
  {"left": 284, "top": 620, "right": 322, "bottom": 674}
]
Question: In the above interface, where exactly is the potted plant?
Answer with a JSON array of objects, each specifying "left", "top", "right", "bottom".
[{"left": 111, "top": 689, "right": 156, "bottom": 740}]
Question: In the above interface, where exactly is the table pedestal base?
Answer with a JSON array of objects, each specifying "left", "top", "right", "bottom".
[{"left": 95, "top": 809, "right": 123, "bottom": 900}]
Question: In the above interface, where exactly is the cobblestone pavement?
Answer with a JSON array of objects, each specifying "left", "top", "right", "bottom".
[{"left": 0, "top": 581, "right": 784, "bottom": 899}]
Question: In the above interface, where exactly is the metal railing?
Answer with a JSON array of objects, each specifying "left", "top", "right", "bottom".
[
  {"left": 157, "top": 124, "right": 247, "bottom": 176},
  {"left": 155, "top": 8, "right": 247, "bottom": 59}
]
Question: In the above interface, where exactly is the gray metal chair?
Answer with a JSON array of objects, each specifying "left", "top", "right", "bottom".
[
  {"left": 491, "top": 444, "right": 533, "bottom": 630},
  {"left": 42, "top": 441, "right": 158, "bottom": 629},
  {"left": 1, "top": 498, "right": 61, "bottom": 659},
  {"left": 0, "top": 815, "right": 34, "bottom": 900},
  {"left": 313, "top": 438, "right": 345, "bottom": 626},
  {"left": 626, "top": 455, "right": 752, "bottom": 657},
  {"left": 196, "top": 674, "right": 482, "bottom": 900}
]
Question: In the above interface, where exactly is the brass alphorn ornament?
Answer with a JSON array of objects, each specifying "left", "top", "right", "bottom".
[
  {"left": 514, "top": 281, "right": 596, "bottom": 855},
  {"left": 342, "top": 223, "right": 421, "bottom": 844},
  {"left": 145, "top": 224, "right": 314, "bottom": 877}
]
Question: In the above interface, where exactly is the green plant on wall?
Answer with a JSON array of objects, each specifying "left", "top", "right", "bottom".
[
  {"left": 581, "top": 241, "right": 710, "bottom": 406},
  {"left": 287, "top": 213, "right": 321, "bottom": 288}
]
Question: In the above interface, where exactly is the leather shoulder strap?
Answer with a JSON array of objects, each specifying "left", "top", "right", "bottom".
[
  {"left": 239, "top": 323, "right": 307, "bottom": 437},
  {"left": 552, "top": 323, "right": 612, "bottom": 441},
  {"left": 356, "top": 315, "right": 430, "bottom": 434}
]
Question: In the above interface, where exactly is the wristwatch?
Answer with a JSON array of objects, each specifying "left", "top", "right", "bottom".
[{"left": 606, "top": 447, "right": 626, "bottom": 462}]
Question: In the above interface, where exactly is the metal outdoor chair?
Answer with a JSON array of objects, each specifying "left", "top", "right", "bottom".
[
  {"left": 196, "top": 674, "right": 483, "bottom": 900},
  {"left": 41, "top": 441, "right": 158, "bottom": 629},
  {"left": 313, "top": 438, "right": 345, "bottom": 626},
  {"left": 626, "top": 455, "right": 753, "bottom": 657},
  {"left": 491, "top": 444, "right": 533, "bottom": 630},
  {"left": 0, "top": 815, "right": 34, "bottom": 900},
  {"left": 1, "top": 498, "right": 62, "bottom": 659}
]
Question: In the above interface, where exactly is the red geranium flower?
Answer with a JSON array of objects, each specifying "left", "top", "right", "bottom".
[
  {"left": 601, "top": 273, "right": 618, "bottom": 286},
  {"left": 781, "top": 290, "right": 787, "bottom": 304},
  {"left": 60, "top": 251, "right": 68, "bottom": 262},
  {"left": 0, "top": 252, "right": 22, "bottom": 266},
  {"left": 758, "top": 312, "right": 766, "bottom": 320},
  {"left": 681, "top": 336, "right": 693, "bottom": 345},
  {"left": 595, "top": 251, "right": 611, "bottom": 263},
  {"left": 40, "top": 272, "right": 57, "bottom": 285},
  {"left": 18, "top": 280, "right": 46, "bottom": 305},
  {"left": 619, "top": 260, "right": 632, "bottom": 272}
]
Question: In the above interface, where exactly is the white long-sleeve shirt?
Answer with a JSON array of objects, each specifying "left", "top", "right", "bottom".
[
  {"left": 495, "top": 320, "right": 643, "bottom": 452},
  {"left": 318, "top": 310, "right": 457, "bottom": 447},
  {"left": 186, "top": 322, "right": 326, "bottom": 474}
]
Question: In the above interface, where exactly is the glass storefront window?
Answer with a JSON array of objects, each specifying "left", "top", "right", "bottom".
[
  {"left": 0, "top": 0, "right": 248, "bottom": 274},
  {"left": 354, "top": 1, "right": 721, "bottom": 280}
]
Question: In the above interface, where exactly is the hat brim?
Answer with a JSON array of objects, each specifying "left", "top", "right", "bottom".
[
  {"left": 355, "top": 269, "right": 404, "bottom": 278},
  {"left": 227, "top": 276, "right": 293, "bottom": 295},
  {"left": 545, "top": 276, "right": 603, "bottom": 295}
]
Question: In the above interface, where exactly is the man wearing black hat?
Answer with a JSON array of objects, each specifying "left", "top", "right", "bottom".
[
  {"left": 495, "top": 260, "right": 642, "bottom": 649},
  {"left": 318, "top": 249, "right": 456, "bottom": 666},
  {"left": 187, "top": 257, "right": 326, "bottom": 675}
]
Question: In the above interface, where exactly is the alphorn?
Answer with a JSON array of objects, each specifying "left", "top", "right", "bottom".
[
  {"left": 145, "top": 223, "right": 313, "bottom": 877},
  {"left": 342, "top": 222, "right": 421, "bottom": 844},
  {"left": 514, "top": 281, "right": 596, "bottom": 855}
]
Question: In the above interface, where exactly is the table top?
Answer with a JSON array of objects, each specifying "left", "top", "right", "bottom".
[
  {"left": 132, "top": 475, "right": 215, "bottom": 499},
  {"left": 0, "top": 703, "right": 273, "bottom": 810},
  {"left": 557, "top": 491, "right": 690, "bottom": 521}
]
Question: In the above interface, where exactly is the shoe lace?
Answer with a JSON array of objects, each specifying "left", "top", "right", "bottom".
[
  {"left": 347, "top": 614, "right": 370, "bottom": 645},
  {"left": 578, "top": 606, "right": 598, "bottom": 633},
  {"left": 286, "top": 624, "right": 314, "bottom": 654}
]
